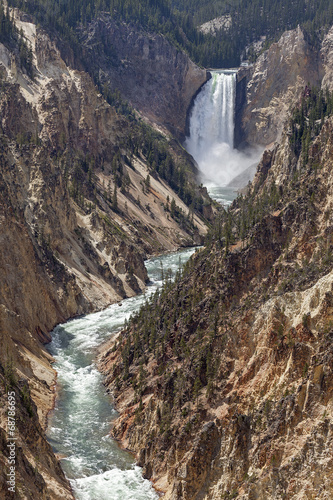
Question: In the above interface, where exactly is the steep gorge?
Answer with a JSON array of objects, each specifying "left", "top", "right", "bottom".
[
  {"left": 2, "top": 6, "right": 333, "bottom": 500},
  {"left": 0, "top": 7, "right": 210, "bottom": 498}
]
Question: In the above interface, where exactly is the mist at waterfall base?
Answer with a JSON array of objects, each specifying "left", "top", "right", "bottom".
[
  {"left": 185, "top": 71, "right": 262, "bottom": 204},
  {"left": 46, "top": 248, "right": 196, "bottom": 500}
]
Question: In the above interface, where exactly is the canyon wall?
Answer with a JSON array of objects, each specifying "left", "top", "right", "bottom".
[
  {"left": 235, "top": 26, "right": 323, "bottom": 148},
  {"left": 0, "top": 10, "right": 209, "bottom": 498},
  {"left": 78, "top": 15, "right": 208, "bottom": 140}
]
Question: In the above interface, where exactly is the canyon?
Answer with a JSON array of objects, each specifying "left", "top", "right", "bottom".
[{"left": 0, "top": 3, "right": 333, "bottom": 500}]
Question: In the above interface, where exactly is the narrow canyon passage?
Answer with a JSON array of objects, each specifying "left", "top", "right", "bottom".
[{"left": 46, "top": 249, "right": 196, "bottom": 499}]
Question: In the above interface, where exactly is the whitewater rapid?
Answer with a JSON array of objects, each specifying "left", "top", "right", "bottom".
[{"left": 46, "top": 248, "right": 197, "bottom": 500}]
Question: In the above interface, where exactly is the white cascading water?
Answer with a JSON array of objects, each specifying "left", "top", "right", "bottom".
[
  {"left": 185, "top": 70, "right": 261, "bottom": 201},
  {"left": 186, "top": 70, "right": 236, "bottom": 158}
]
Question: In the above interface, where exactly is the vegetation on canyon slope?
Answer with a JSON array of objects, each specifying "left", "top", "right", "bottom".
[
  {"left": 57, "top": 114, "right": 207, "bottom": 225},
  {"left": 102, "top": 87, "right": 333, "bottom": 498},
  {"left": 289, "top": 85, "right": 333, "bottom": 163},
  {"left": 0, "top": 3, "right": 33, "bottom": 77},
  {"left": 116, "top": 87, "right": 333, "bottom": 391},
  {"left": 115, "top": 145, "right": 331, "bottom": 403},
  {"left": 7, "top": 0, "right": 333, "bottom": 68},
  {"left": 0, "top": 36, "right": 208, "bottom": 229}
]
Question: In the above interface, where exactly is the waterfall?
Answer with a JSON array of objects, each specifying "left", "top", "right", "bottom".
[
  {"left": 186, "top": 70, "right": 236, "bottom": 154},
  {"left": 185, "top": 70, "right": 260, "bottom": 190}
]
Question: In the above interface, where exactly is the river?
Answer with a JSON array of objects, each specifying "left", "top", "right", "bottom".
[
  {"left": 207, "top": 185, "right": 237, "bottom": 206},
  {"left": 46, "top": 247, "right": 197, "bottom": 500}
]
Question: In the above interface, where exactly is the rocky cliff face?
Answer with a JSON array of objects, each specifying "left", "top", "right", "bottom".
[
  {"left": 100, "top": 89, "right": 333, "bottom": 499},
  {"left": 0, "top": 8, "right": 210, "bottom": 497},
  {"left": 78, "top": 15, "right": 208, "bottom": 140},
  {"left": 0, "top": 370, "right": 74, "bottom": 500},
  {"left": 236, "top": 26, "right": 323, "bottom": 148}
]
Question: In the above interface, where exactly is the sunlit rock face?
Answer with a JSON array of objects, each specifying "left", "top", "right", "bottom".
[{"left": 236, "top": 26, "right": 323, "bottom": 148}]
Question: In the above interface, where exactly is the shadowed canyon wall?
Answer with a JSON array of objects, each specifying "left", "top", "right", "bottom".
[{"left": 78, "top": 15, "right": 208, "bottom": 140}]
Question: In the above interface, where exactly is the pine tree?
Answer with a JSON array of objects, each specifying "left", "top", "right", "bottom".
[{"left": 112, "top": 183, "right": 118, "bottom": 211}]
